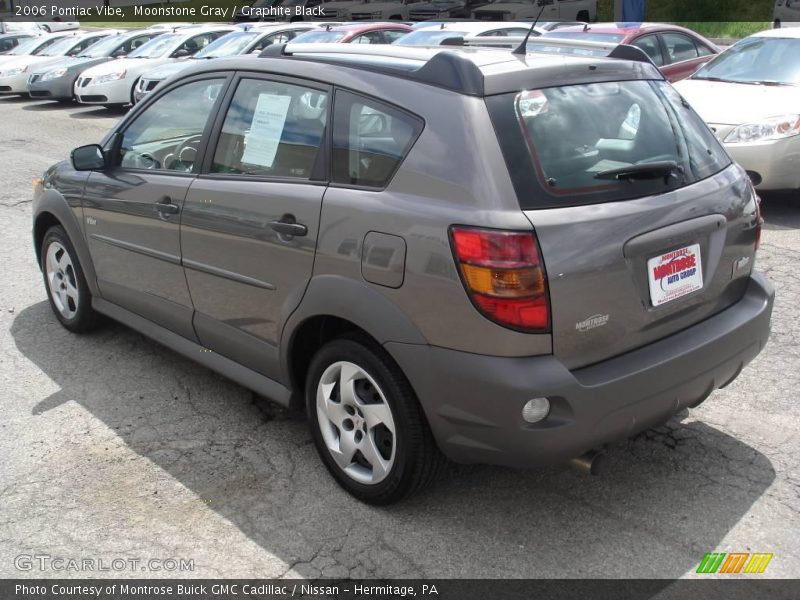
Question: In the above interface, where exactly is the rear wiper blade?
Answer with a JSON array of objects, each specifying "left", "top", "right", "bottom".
[{"left": 594, "top": 161, "right": 683, "bottom": 182}]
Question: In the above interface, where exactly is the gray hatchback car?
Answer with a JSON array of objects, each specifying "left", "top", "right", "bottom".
[{"left": 32, "top": 42, "right": 774, "bottom": 504}]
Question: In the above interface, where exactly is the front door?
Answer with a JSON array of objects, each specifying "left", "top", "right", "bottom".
[
  {"left": 84, "top": 76, "right": 228, "bottom": 339},
  {"left": 180, "top": 75, "right": 330, "bottom": 380}
]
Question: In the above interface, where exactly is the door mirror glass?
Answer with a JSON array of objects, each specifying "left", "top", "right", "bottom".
[
  {"left": 173, "top": 48, "right": 191, "bottom": 58},
  {"left": 71, "top": 144, "right": 106, "bottom": 171},
  {"left": 111, "top": 48, "right": 126, "bottom": 57}
]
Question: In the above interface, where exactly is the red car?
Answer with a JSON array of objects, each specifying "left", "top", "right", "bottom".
[
  {"left": 290, "top": 22, "right": 413, "bottom": 45},
  {"left": 542, "top": 23, "right": 720, "bottom": 82}
]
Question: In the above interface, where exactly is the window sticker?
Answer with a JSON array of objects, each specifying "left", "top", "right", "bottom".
[{"left": 241, "top": 93, "right": 292, "bottom": 168}]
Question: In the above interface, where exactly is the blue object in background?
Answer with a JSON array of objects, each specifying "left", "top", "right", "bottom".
[{"left": 622, "top": 0, "right": 646, "bottom": 21}]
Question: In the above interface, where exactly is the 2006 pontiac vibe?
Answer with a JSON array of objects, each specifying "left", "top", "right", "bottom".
[{"left": 31, "top": 42, "right": 773, "bottom": 504}]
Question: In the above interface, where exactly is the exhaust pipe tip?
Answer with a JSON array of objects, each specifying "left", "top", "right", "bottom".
[{"left": 569, "top": 450, "right": 605, "bottom": 476}]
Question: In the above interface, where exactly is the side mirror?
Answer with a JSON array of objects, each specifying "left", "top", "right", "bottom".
[
  {"left": 173, "top": 48, "right": 191, "bottom": 58},
  {"left": 71, "top": 144, "right": 106, "bottom": 171},
  {"left": 111, "top": 48, "right": 127, "bottom": 57}
]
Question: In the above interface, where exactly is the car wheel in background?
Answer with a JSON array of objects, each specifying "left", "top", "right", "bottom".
[
  {"left": 306, "top": 336, "right": 445, "bottom": 505},
  {"left": 41, "top": 225, "right": 102, "bottom": 333}
]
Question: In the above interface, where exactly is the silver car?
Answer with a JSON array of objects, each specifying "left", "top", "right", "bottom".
[
  {"left": 32, "top": 43, "right": 773, "bottom": 504},
  {"left": 675, "top": 27, "right": 800, "bottom": 191}
]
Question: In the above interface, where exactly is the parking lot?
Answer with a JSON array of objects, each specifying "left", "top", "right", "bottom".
[{"left": 1, "top": 94, "right": 799, "bottom": 579}]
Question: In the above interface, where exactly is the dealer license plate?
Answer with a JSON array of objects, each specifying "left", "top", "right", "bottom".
[{"left": 647, "top": 244, "right": 703, "bottom": 307}]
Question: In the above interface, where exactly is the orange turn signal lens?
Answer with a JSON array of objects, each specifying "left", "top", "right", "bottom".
[{"left": 461, "top": 264, "right": 545, "bottom": 298}]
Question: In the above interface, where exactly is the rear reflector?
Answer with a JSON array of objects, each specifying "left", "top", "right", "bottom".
[{"left": 450, "top": 226, "right": 550, "bottom": 332}]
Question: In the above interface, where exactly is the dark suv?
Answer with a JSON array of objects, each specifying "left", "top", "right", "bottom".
[{"left": 32, "top": 43, "right": 773, "bottom": 504}]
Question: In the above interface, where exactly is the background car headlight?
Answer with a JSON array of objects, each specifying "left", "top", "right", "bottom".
[
  {"left": 724, "top": 115, "right": 800, "bottom": 144},
  {"left": 2, "top": 66, "right": 27, "bottom": 77},
  {"left": 41, "top": 68, "right": 68, "bottom": 81},
  {"left": 93, "top": 70, "right": 127, "bottom": 84}
]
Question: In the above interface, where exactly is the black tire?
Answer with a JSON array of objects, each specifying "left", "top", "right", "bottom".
[
  {"left": 130, "top": 79, "right": 140, "bottom": 106},
  {"left": 305, "top": 336, "right": 445, "bottom": 505},
  {"left": 40, "top": 225, "right": 102, "bottom": 333}
]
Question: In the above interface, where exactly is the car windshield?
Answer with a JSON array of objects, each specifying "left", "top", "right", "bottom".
[
  {"left": 77, "top": 35, "right": 128, "bottom": 58},
  {"left": 486, "top": 80, "right": 731, "bottom": 208},
  {"left": 394, "top": 29, "right": 466, "bottom": 45},
  {"left": 292, "top": 30, "right": 347, "bottom": 43},
  {"left": 195, "top": 31, "right": 258, "bottom": 58},
  {"left": 693, "top": 36, "right": 800, "bottom": 85},
  {"left": 129, "top": 33, "right": 180, "bottom": 58},
  {"left": 39, "top": 37, "right": 83, "bottom": 56},
  {"left": 542, "top": 31, "right": 625, "bottom": 43},
  {"left": 8, "top": 37, "right": 43, "bottom": 55}
]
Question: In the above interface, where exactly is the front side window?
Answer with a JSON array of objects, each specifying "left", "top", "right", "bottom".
[
  {"left": 332, "top": 91, "right": 423, "bottom": 188},
  {"left": 119, "top": 78, "right": 225, "bottom": 172},
  {"left": 486, "top": 80, "right": 731, "bottom": 208},
  {"left": 211, "top": 78, "right": 328, "bottom": 179},
  {"left": 351, "top": 31, "right": 384, "bottom": 44}
]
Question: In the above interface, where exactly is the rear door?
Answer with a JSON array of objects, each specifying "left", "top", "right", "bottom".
[
  {"left": 180, "top": 74, "right": 330, "bottom": 380},
  {"left": 487, "top": 79, "right": 759, "bottom": 369},
  {"left": 84, "top": 75, "right": 229, "bottom": 339}
]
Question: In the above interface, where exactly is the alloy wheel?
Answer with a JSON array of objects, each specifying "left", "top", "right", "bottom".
[{"left": 316, "top": 361, "right": 396, "bottom": 485}]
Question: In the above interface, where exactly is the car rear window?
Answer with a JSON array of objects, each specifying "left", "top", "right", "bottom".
[{"left": 486, "top": 80, "right": 731, "bottom": 209}]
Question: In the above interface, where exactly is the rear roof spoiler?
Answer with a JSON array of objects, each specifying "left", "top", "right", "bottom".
[{"left": 462, "top": 36, "right": 659, "bottom": 69}]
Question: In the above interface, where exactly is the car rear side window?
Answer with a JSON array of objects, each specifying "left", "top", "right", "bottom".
[
  {"left": 211, "top": 78, "right": 328, "bottom": 179},
  {"left": 331, "top": 90, "right": 422, "bottom": 189},
  {"left": 486, "top": 80, "right": 731, "bottom": 209}
]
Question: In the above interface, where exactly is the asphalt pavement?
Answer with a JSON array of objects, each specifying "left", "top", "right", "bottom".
[{"left": 0, "top": 95, "right": 798, "bottom": 579}]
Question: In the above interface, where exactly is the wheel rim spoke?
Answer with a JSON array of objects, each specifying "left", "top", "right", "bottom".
[
  {"left": 360, "top": 401, "right": 394, "bottom": 434},
  {"left": 361, "top": 433, "right": 390, "bottom": 480},
  {"left": 332, "top": 430, "right": 357, "bottom": 470}
]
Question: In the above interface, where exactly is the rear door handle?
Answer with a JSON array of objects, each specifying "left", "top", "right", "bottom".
[
  {"left": 269, "top": 215, "right": 308, "bottom": 238},
  {"left": 156, "top": 197, "right": 180, "bottom": 216}
]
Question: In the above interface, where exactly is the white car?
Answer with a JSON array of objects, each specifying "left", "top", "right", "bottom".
[
  {"left": 0, "top": 20, "right": 43, "bottom": 34},
  {"left": 133, "top": 23, "right": 317, "bottom": 103},
  {"left": 74, "top": 25, "right": 236, "bottom": 108},
  {"left": 0, "top": 30, "right": 117, "bottom": 95},
  {"left": 473, "top": 0, "right": 596, "bottom": 22},
  {"left": 0, "top": 32, "right": 74, "bottom": 67},
  {"left": 394, "top": 21, "right": 537, "bottom": 45},
  {"left": 674, "top": 28, "right": 800, "bottom": 191},
  {"left": 38, "top": 21, "right": 81, "bottom": 33}
]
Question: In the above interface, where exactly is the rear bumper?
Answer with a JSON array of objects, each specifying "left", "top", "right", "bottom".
[{"left": 387, "top": 273, "right": 774, "bottom": 468}]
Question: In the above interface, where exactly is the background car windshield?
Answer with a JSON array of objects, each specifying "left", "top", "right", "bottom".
[
  {"left": 8, "top": 37, "right": 41, "bottom": 55},
  {"left": 542, "top": 31, "right": 626, "bottom": 43},
  {"left": 292, "top": 30, "right": 347, "bottom": 43},
  {"left": 39, "top": 37, "right": 82, "bottom": 56},
  {"left": 394, "top": 29, "right": 466, "bottom": 45},
  {"left": 196, "top": 31, "right": 258, "bottom": 58},
  {"left": 693, "top": 37, "right": 800, "bottom": 85},
  {"left": 486, "top": 80, "right": 730, "bottom": 208},
  {"left": 77, "top": 35, "right": 127, "bottom": 58},
  {"left": 129, "top": 33, "right": 180, "bottom": 58}
]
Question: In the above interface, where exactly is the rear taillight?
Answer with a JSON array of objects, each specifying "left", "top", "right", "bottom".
[{"left": 449, "top": 226, "right": 550, "bottom": 332}]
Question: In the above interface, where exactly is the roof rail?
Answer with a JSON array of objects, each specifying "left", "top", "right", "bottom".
[{"left": 258, "top": 43, "right": 486, "bottom": 95}]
